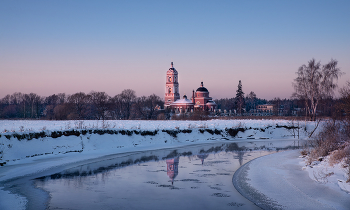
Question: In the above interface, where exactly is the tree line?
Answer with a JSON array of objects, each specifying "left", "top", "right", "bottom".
[
  {"left": 0, "top": 88, "right": 344, "bottom": 120},
  {"left": 0, "top": 89, "right": 164, "bottom": 120}
]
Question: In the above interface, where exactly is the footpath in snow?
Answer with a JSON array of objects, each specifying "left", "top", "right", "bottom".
[{"left": 233, "top": 150, "right": 350, "bottom": 210}]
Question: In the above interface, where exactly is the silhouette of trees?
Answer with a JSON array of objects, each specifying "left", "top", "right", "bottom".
[
  {"left": 67, "top": 92, "right": 90, "bottom": 120},
  {"left": 44, "top": 93, "right": 67, "bottom": 120},
  {"left": 0, "top": 89, "right": 165, "bottom": 120},
  {"left": 119, "top": 89, "right": 137, "bottom": 120},
  {"left": 89, "top": 91, "right": 111, "bottom": 120},
  {"left": 134, "top": 94, "right": 163, "bottom": 119},
  {"left": 245, "top": 91, "right": 257, "bottom": 112}
]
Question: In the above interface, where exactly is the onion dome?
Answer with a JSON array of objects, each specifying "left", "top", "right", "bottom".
[
  {"left": 171, "top": 95, "right": 194, "bottom": 105},
  {"left": 196, "top": 81, "right": 209, "bottom": 92}
]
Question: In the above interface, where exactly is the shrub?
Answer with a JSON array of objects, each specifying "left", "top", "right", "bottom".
[
  {"left": 329, "top": 143, "right": 350, "bottom": 166},
  {"left": 307, "top": 119, "right": 350, "bottom": 166},
  {"left": 300, "top": 149, "right": 308, "bottom": 156}
]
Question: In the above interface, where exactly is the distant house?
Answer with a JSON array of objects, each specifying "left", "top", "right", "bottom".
[{"left": 256, "top": 104, "right": 275, "bottom": 112}]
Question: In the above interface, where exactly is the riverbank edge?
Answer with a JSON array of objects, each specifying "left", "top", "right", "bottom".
[{"left": 232, "top": 154, "right": 284, "bottom": 210}]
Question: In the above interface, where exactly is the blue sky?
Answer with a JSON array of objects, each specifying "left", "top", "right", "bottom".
[{"left": 1, "top": 0, "right": 349, "bottom": 100}]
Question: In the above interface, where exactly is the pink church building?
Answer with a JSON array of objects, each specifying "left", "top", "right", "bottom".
[{"left": 164, "top": 62, "right": 216, "bottom": 112}]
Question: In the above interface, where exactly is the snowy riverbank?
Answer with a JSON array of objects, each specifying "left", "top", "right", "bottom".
[
  {"left": 0, "top": 119, "right": 314, "bottom": 167},
  {"left": 233, "top": 150, "right": 350, "bottom": 210}
]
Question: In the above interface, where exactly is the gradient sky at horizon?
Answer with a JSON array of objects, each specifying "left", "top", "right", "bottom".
[{"left": 1, "top": 0, "right": 349, "bottom": 100}]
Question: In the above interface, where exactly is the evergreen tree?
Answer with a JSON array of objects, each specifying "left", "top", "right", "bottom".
[{"left": 235, "top": 80, "right": 245, "bottom": 114}]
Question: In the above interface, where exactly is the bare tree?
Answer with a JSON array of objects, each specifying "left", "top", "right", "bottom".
[
  {"left": 119, "top": 89, "right": 136, "bottom": 120},
  {"left": 25, "top": 93, "right": 42, "bottom": 118},
  {"left": 245, "top": 91, "right": 257, "bottom": 112},
  {"left": 68, "top": 92, "right": 90, "bottom": 119},
  {"left": 134, "top": 94, "right": 163, "bottom": 119},
  {"left": 109, "top": 94, "right": 123, "bottom": 120},
  {"left": 44, "top": 93, "right": 67, "bottom": 120},
  {"left": 340, "top": 82, "right": 350, "bottom": 137},
  {"left": 292, "top": 59, "right": 343, "bottom": 121},
  {"left": 89, "top": 91, "right": 111, "bottom": 120},
  {"left": 271, "top": 97, "right": 281, "bottom": 116}
]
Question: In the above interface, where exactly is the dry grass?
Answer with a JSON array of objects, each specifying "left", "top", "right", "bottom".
[
  {"left": 308, "top": 121, "right": 343, "bottom": 161},
  {"left": 300, "top": 149, "right": 308, "bottom": 156},
  {"left": 329, "top": 143, "right": 350, "bottom": 166},
  {"left": 305, "top": 118, "right": 350, "bottom": 181}
]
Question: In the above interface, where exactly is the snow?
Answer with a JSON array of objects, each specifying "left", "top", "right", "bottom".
[
  {"left": 1, "top": 119, "right": 348, "bottom": 210},
  {"left": 0, "top": 119, "right": 315, "bottom": 169},
  {"left": 0, "top": 119, "right": 316, "bottom": 133},
  {"left": 302, "top": 155, "right": 350, "bottom": 194},
  {"left": 233, "top": 150, "right": 350, "bottom": 210},
  {"left": 0, "top": 187, "right": 27, "bottom": 210}
]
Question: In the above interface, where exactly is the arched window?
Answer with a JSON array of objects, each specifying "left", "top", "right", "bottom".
[{"left": 168, "top": 88, "right": 172, "bottom": 94}]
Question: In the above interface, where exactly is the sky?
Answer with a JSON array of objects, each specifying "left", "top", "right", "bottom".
[{"left": 1, "top": 0, "right": 349, "bottom": 100}]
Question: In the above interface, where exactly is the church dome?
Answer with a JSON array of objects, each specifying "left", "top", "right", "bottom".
[
  {"left": 196, "top": 82, "right": 209, "bottom": 92},
  {"left": 196, "top": 87, "right": 208, "bottom": 92},
  {"left": 206, "top": 100, "right": 216, "bottom": 106}
]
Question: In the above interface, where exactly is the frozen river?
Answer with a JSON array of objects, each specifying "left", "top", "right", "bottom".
[{"left": 2, "top": 139, "right": 305, "bottom": 210}]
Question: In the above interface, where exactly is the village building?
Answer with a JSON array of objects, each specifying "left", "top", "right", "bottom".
[
  {"left": 164, "top": 62, "right": 216, "bottom": 112},
  {"left": 256, "top": 104, "right": 275, "bottom": 112}
]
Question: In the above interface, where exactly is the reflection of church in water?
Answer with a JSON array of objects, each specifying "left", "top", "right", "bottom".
[
  {"left": 164, "top": 62, "right": 217, "bottom": 112},
  {"left": 166, "top": 157, "right": 179, "bottom": 185},
  {"left": 165, "top": 154, "right": 209, "bottom": 184}
]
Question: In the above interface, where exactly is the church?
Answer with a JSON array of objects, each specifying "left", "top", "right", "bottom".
[{"left": 164, "top": 62, "right": 216, "bottom": 112}]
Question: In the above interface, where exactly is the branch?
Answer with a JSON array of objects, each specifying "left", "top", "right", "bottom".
[{"left": 308, "top": 118, "right": 322, "bottom": 138}]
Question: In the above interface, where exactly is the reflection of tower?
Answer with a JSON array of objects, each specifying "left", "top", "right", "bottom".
[
  {"left": 197, "top": 154, "right": 209, "bottom": 165},
  {"left": 166, "top": 157, "right": 179, "bottom": 185},
  {"left": 235, "top": 151, "right": 245, "bottom": 166}
]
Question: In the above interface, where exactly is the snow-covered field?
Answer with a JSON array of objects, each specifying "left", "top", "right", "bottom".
[{"left": 1, "top": 119, "right": 348, "bottom": 210}]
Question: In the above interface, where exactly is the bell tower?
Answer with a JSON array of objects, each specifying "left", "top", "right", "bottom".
[{"left": 165, "top": 62, "right": 180, "bottom": 107}]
